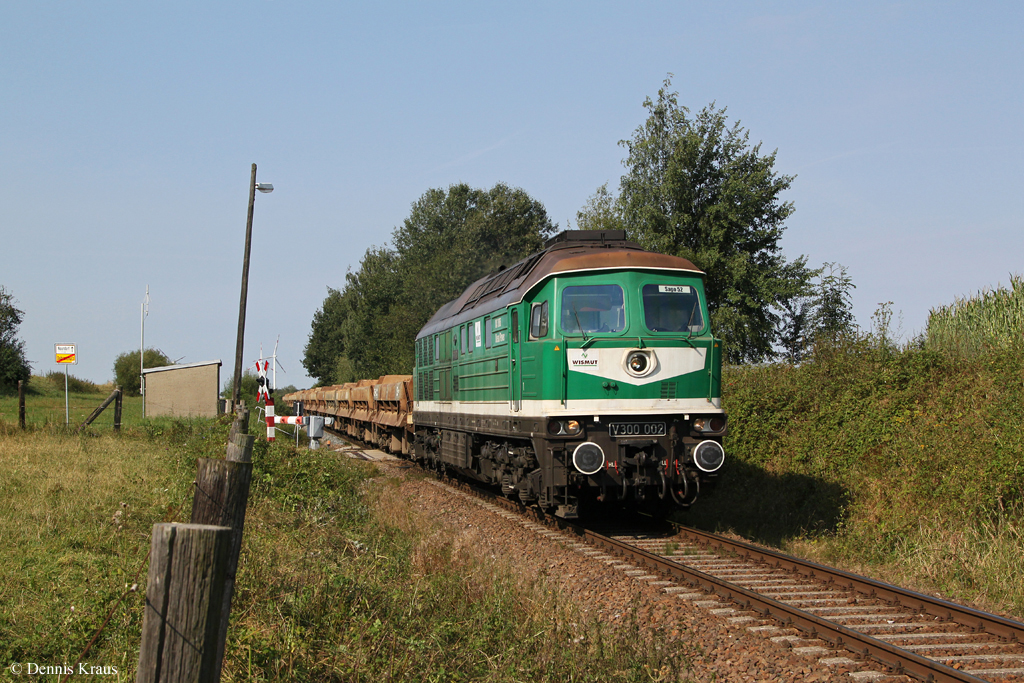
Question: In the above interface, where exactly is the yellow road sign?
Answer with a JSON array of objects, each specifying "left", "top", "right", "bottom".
[{"left": 55, "top": 343, "right": 77, "bottom": 365}]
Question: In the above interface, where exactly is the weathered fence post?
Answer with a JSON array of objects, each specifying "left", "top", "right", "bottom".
[
  {"left": 18, "top": 380, "right": 26, "bottom": 430},
  {"left": 227, "top": 402, "right": 250, "bottom": 444},
  {"left": 136, "top": 523, "right": 233, "bottom": 683},
  {"left": 78, "top": 386, "right": 124, "bottom": 433},
  {"left": 225, "top": 432, "right": 255, "bottom": 464},
  {"left": 113, "top": 387, "right": 122, "bottom": 432},
  {"left": 190, "top": 432, "right": 255, "bottom": 681}
]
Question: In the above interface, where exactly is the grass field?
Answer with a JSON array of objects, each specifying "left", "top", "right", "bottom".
[
  {"left": 0, "top": 416, "right": 692, "bottom": 682},
  {"left": 0, "top": 376, "right": 146, "bottom": 430}
]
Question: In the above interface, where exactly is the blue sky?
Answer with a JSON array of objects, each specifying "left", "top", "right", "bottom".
[{"left": 2, "top": 2, "right": 1021, "bottom": 387}]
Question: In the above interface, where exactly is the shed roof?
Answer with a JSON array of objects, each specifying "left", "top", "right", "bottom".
[{"left": 142, "top": 360, "right": 222, "bottom": 375}]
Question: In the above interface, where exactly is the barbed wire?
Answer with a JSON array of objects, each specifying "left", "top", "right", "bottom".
[{"left": 57, "top": 505, "right": 184, "bottom": 682}]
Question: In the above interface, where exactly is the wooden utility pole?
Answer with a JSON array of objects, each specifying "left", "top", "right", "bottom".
[{"left": 231, "top": 164, "right": 258, "bottom": 411}]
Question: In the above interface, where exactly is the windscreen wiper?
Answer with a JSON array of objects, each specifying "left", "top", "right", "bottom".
[{"left": 572, "top": 302, "right": 590, "bottom": 344}]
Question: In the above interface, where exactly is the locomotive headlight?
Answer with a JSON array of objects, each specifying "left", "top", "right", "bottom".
[
  {"left": 623, "top": 349, "right": 656, "bottom": 378},
  {"left": 565, "top": 419, "right": 582, "bottom": 435},
  {"left": 572, "top": 442, "right": 605, "bottom": 475},
  {"left": 692, "top": 416, "right": 726, "bottom": 433},
  {"left": 692, "top": 440, "right": 725, "bottom": 473}
]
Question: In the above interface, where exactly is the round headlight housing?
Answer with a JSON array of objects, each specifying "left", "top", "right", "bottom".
[
  {"left": 565, "top": 419, "right": 582, "bottom": 435},
  {"left": 624, "top": 349, "right": 656, "bottom": 378},
  {"left": 692, "top": 440, "right": 725, "bottom": 473},
  {"left": 572, "top": 442, "right": 605, "bottom": 475}
]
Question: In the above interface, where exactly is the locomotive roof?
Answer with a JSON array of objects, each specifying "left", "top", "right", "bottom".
[{"left": 416, "top": 230, "right": 703, "bottom": 339}]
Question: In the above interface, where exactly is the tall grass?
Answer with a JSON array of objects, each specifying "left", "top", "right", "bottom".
[
  {"left": 2, "top": 418, "right": 695, "bottom": 681},
  {"left": 926, "top": 275, "right": 1024, "bottom": 356}
]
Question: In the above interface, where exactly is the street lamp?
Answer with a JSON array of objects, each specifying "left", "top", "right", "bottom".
[{"left": 231, "top": 164, "right": 273, "bottom": 411}]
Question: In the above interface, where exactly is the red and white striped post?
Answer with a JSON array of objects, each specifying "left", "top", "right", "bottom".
[{"left": 255, "top": 359, "right": 275, "bottom": 441}]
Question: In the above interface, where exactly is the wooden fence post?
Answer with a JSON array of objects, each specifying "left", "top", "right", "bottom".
[
  {"left": 136, "top": 523, "right": 232, "bottom": 683},
  {"left": 225, "top": 432, "right": 255, "bottom": 463},
  {"left": 227, "top": 402, "right": 250, "bottom": 444},
  {"left": 18, "top": 380, "right": 26, "bottom": 430},
  {"left": 190, "top": 434, "right": 254, "bottom": 682},
  {"left": 78, "top": 386, "right": 124, "bottom": 433},
  {"left": 113, "top": 387, "right": 122, "bottom": 432}
]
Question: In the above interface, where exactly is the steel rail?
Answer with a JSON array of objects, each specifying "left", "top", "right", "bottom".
[
  {"left": 667, "top": 524, "right": 1024, "bottom": 645},
  {"left": 580, "top": 528, "right": 992, "bottom": 683}
]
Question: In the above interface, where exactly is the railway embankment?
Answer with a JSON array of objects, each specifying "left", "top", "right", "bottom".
[{"left": 687, "top": 337, "right": 1024, "bottom": 620}]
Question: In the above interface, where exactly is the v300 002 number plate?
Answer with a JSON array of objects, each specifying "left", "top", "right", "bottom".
[{"left": 608, "top": 422, "right": 667, "bottom": 438}]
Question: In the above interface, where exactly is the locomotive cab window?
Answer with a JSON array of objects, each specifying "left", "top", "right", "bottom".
[
  {"left": 460, "top": 325, "right": 467, "bottom": 357},
  {"left": 642, "top": 284, "right": 704, "bottom": 333},
  {"left": 434, "top": 335, "right": 439, "bottom": 362},
  {"left": 560, "top": 285, "right": 625, "bottom": 335},
  {"left": 530, "top": 301, "right": 548, "bottom": 339}
]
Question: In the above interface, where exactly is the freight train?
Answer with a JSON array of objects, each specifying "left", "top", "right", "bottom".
[{"left": 285, "top": 230, "right": 726, "bottom": 518}]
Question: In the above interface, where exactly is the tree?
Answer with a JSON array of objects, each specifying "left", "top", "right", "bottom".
[
  {"left": 618, "top": 78, "right": 814, "bottom": 363},
  {"left": 0, "top": 286, "right": 31, "bottom": 391},
  {"left": 575, "top": 183, "right": 624, "bottom": 232},
  {"left": 113, "top": 348, "right": 171, "bottom": 396},
  {"left": 303, "top": 182, "right": 555, "bottom": 383},
  {"left": 302, "top": 287, "right": 352, "bottom": 384},
  {"left": 810, "top": 262, "right": 856, "bottom": 344},
  {"left": 777, "top": 298, "right": 812, "bottom": 364},
  {"left": 777, "top": 263, "right": 856, "bottom": 362}
]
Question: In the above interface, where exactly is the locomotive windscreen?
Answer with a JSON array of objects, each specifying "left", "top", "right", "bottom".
[
  {"left": 642, "top": 283, "right": 704, "bottom": 333},
  {"left": 560, "top": 284, "right": 626, "bottom": 334}
]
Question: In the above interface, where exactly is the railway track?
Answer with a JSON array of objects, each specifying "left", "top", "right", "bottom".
[
  {"left": 433, "top": 479, "right": 1024, "bottom": 682},
  {"left": 323, "top": 432, "right": 1024, "bottom": 682}
]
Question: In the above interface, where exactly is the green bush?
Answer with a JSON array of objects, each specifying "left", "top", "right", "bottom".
[
  {"left": 684, "top": 331, "right": 1024, "bottom": 615},
  {"left": 42, "top": 370, "right": 103, "bottom": 394},
  {"left": 113, "top": 348, "right": 171, "bottom": 396}
]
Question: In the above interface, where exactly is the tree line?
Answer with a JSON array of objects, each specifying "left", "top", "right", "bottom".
[
  {"left": 302, "top": 77, "right": 855, "bottom": 385},
  {"left": 0, "top": 79, "right": 856, "bottom": 394},
  {"left": 303, "top": 183, "right": 556, "bottom": 383}
]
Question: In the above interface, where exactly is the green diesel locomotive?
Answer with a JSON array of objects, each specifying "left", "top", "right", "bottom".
[{"left": 412, "top": 229, "right": 725, "bottom": 518}]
